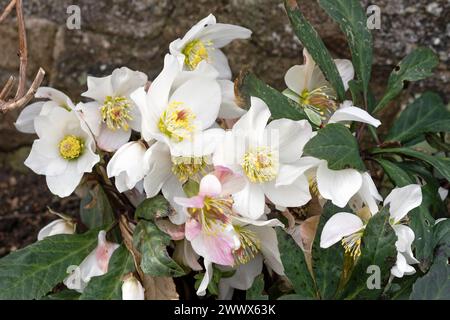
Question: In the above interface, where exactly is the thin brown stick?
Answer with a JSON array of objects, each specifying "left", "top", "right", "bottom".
[{"left": 0, "top": 0, "right": 16, "bottom": 23}]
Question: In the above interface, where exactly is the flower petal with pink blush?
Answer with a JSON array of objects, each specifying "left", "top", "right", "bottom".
[
  {"left": 174, "top": 195, "right": 205, "bottom": 209},
  {"left": 184, "top": 218, "right": 202, "bottom": 241},
  {"left": 155, "top": 219, "right": 185, "bottom": 241},
  {"left": 199, "top": 174, "right": 222, "bottom": 197},
  {"left": 213, "top": 166, "right": 246, "bottom": 196}
]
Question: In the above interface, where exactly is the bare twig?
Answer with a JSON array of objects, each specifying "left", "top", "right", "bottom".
[{"left": 0, "top": 0, "right": 45, "bottom": 113}]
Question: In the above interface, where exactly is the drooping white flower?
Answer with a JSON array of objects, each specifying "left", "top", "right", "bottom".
[
  {"left": 328, "top": 100, "right": 381, "bottom": 128},
  {"left": 213, "top": 97, "right": 314, "bottom": 219},
  {"left": 15, "top": 87, "right": 75, "bottom": 133},
  {"left": 64, "top": 231, "right": 119, "bottom": 293},
  {"left": 37, "top": 218, "right": 76, "bottom": 241},
  {"left": 24, "top": 106, "right": 100, "bottom": 197},
  {"left": 169, "top": 14, "right": 252, "bottom": 79},
  {"left": 320, "top": 184, "right": 422, "bottom": 275},
  {"left": 122, "top": 274, "right": 145, "bottom": 300},
  {"left": 79, "top": 67, "right": 148, "bottom": 152}
]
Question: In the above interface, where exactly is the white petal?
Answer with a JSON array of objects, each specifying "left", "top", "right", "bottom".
[
  {"left": 232, "top": 181, "right": 265, "bottom": 219},
  {"left": 320, "top": 212, "right": 364, "bottom": 248},
  {"left": 169, "top": 128, "right": 224, "bottom": 158},
  {"left": 111, "top": 67, "right": 147, "bottom": 97},
  {"left": 76, "top": 102, "right": 102, "bottom": 137},
  {"left": 208, "top": 48, "right": 232, "bottom": 80},
  {"left": 174, "top": 239, "right": 203, "bottom": 271},
  {"left": 264, "top": 174, "right": 311, "bottom": 208},
  {"left": 357, "top": 172, "right": 382, "bottom": 215},
  {"left": 37, "top": 219, "right": 75, "bottom": 241},
  {"left": 218, "top": 80, "right": 246, "bottom": 119},
  {"left": 284, "top": 64, "right": 307, "bottom": 94},
  {"left": 393, "top": 224, "right": 419, "bottom": 264},
  {"left": 438, "top": 187, "right": 448, "bottom": 202},
  {"left": 24, "top": 139, "right": 67, "bottom": 176},
  {"left": 143, "top": 142, "right": 172, "bottom": 198},
  {"left": 169, "top": 77, "right": 221, "bottom": 130},
  {"left": 249, "top": 226, "right": 284, "bottom": 275},
  {"left": 14, "top": 102, "right": 44, "bottom": 133},
  {"left": 334, "top": 59, "right": 354, "bottom": 91},
  {"left": 316, "top": 162, "right": 363, "bottom": 208},
  {"left": 384, "top": 184, "right": 422, "bottom": 223},
  {"left": 36, "top": 87, "right": 74, "bottom": 109},
  {"left": 199, "top": 174, "right": 222, "bottom": 196},
  {"left": 199, "top": 23, "right": 252, "bottom": 48},
  {"left": 266, "top": 119, "right": 313, "bottom": 162},
  {"left": 96, "top": 125, "right": 132, "bottom": 152},
  {"left": 219, "top": 255, "right": 263, "bottom": 295},
  {"left": 197, "top": 260, "right": 213, "bottom": 296},
  {"left": 82, "top": 75, "right": 113, "bottom": 102},
  {"left": 233, "top": 96, "right": 270, "bottom": 136},
  {"left": 149, "top": 54, "right": 181, "bottom": 112},
  {"left": 391, "top": 252, "right": 416, "bottom": 278},
  {"left": 46, "top": 162, "right": 84, "bottom": 197},
  {"left": 122, "top": 276, "right": 145, "bottom": 300},
  {"left": 328, "top": 103, "right": 381, "bottom": 127},
  {"left": 162, "top": 175, "right": 188, "bottom": 225}
]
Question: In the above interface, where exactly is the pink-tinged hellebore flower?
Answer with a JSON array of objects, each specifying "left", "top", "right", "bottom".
[
  {"left": 320, "top": 184, "right": 422, "bottom": 278},
  {"left": 174, "top": 167, "right": 246, "bottom": 267},
  {"left": 79, "top": 67, "right": 148, "bottom": 152},
  {"left": 64, "top": 231, "right": 119, "bottom": 293},
  {"left": 122, "top": 274, "right": 145, "bottom": 300},
  {"left": 15, "top": 87, "right": 75, "bottom": 134},
  {"left": 37, "top": 218, "right": 76, "bottom": 241},
  {"left": 169, "top": 14, "right": 252, "bottom": 80}
]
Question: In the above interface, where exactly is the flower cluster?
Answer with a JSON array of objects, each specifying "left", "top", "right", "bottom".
[{"left": 15, "top": 14, "right": 427, "bottom": 299}]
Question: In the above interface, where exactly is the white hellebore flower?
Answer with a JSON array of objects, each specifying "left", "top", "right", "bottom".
[
  {"left": 24, "top": 107, "right": 100, "bottom": 197},
  {"left": 37, "top": 218, "right": 76, "bottom": 241},
  {"left": 122, "top": 274, "right": 145, "bottom": 300},
  {"left": 64, "top": 231, "right": 119, "bottom": 293},
  {"left": 15, "top": 87, "right": 75, "bottom": 134},
  {"left": 169, "top": 14, "right": 252, "bottom": 79},
  {"left": 213, "top": 96, "right": 314, "bottom": 219},
  {"left": 79, "top": 67, "right": 148, "bottom": 152},
  {"left": 320, "top": 184, "right": 422, "bottom": 277}
]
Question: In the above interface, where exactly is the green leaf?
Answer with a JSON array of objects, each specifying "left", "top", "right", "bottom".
[
  {"left": 304, "top": 123, "right": 365, "bottom": 170},
  {"left": 386, "top": 274, "right": 419, "bottom": 300},
  {"left": 41, "top": 290, "right": 81, "bottom": 300},
  {"left": 278, "top": 294, "right": 315, "bottom": 300},
  {"left": 284, "top": 0, "right": 346, "bottom": 101},
  {"left": 133, "top": 220, "right": 185, "bottom": 277},
  {"left": 374, "top": 158, "right": 414, "bottom": 187},
  {"left": 80, "top": 245, "right": 135, "bottom": 300},
  {"left": 341, "top": 208, "right": 397, "bottom": 299},
  {"left": 79, "top": 184, "right": 115, "bottom": 229},
  {"left": 409, "top": 262, "right": 450, "bottom": 300},
  {"left": 0, "top": 229, "right": 100, "bottom": 299},
  {"left": 276, "top": 228, "right": 317, "bottom": 299},
  {"left": 318, "top": 0, "right": 373, "bottom": 98},
  {"left": 134, "top": 195, "right": 170, "bottom": 221},
  {"left": 311, "top": 202, "right": 345, "bottom": 299},
  {"left": 386, "top": 92, "right": 450, "bottom": 142},
  {"left": 246, "top": 274, "right": 268, "bottom": 300},
  {"left": 236, "top": 71, "right": 309, "bottom": 121},
  {"left": 373, "top": 47, "right": 439, "bottom": 114},
  {"left": 371, "top": 148, "right": 450, "bottom": 181}
]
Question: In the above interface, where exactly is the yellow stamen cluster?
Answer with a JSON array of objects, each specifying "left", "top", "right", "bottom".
[
  {"left": 158, "top": 101, "right": 196, "bottom": 142},
  {"left": 171, "top": 156, "right": 209, "bottom": 183},
  {"left": 308, "top": 176, "right": 320, "bottom": 197},
  {"left": 242, "top": 147, "right": 278, "bottom": 183},
  {"left": 182, "top": 39, "right": 211, "bottom": 70},
  {"left": 233, "top": 225, "right": 261, "bottom": 265},
  {"left": 188, "top": 196, "right": 234, "bottom": 234},
  {"left": 299, "top": 87, "right": 337, "bottom": 120},
  {"left": 58, "top": 135, "right": 84, "bottom": 160},
  {"left": 341, "top": 232, "right": 363, "bottom": 260},
  {"left": 101, "top": 96, "right": 133, "bottom": 131}
]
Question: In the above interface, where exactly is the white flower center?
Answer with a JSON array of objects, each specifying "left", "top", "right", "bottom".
[
  {"left": 101, "top": 96, "right": 132, "bottom": 131},
  {"left": 241, "top": 146, "right": 278, "bottom": 183},
  {"left": 158, "top": 101, "right": 196, "bottom": 142},
  {"left": 58, "top": 135, "right": 84, "bottom": 160}
]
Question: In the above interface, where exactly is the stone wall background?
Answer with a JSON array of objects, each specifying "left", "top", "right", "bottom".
[{"left": 0, "top": 0, "right": 448, "bottom": 255}]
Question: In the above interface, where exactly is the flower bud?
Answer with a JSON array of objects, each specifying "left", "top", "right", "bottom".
[
  {"left": 122, "top": 274, "right": 145, "bottom": 300},
  {"left": 37, "top": 218, "right": 76, "bottom": 241}
]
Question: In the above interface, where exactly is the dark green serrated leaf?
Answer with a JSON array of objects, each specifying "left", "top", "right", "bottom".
[
  {"left": 80, "top": 245, "right": 135, "bottom": 300},
  {"left": 373, "top": 47, "right": 439, "bottom": 114},
  {"left": 246, "top": 274, "right": 268, "bottom": 300},
  {"left": 236, "top": 71, "right": 309, "bottom": 121},
  {"left": 409, "top": 262, "right": 450, "bottom": 300},
  {"left": 284, "top": 0, "right": 346, "bottom": 101},
  {"left": 304, "top": 123, "right": 365, "bottom": 170},
  {"left": 372, "top": 147, "right": 450, "bottom": 182},
  {"left": 312, "top": 202, "right": 345, "bottom": 299},
  {"left": 318, "top": 0, "right": 373, "bottom": 98},
  {"left": 133, "top": 220, "right": 185, "bottom": 277},
  {"left": 385, "top": 274, "right": 419, "bottom": 300},
  {"left": 340, "top": 208, "right": 397, "bottom": 299},
  {"left": 276, "top": 228, "right": 317, "bottom": 299},
  {"left": 134, "top": 195, "right": 170, "bottom": 221},
  {"left": 374, "top": 158, "right": 414, "bottom": 187},
  {"left": 0, "top": 228, "right": 100, "bottom": 299},
  {"left": 386, "top": 92, "right": 450, "bottom": 142},
  {"left": 79, "top": 184, "right": 115, "bottom": 229}
]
